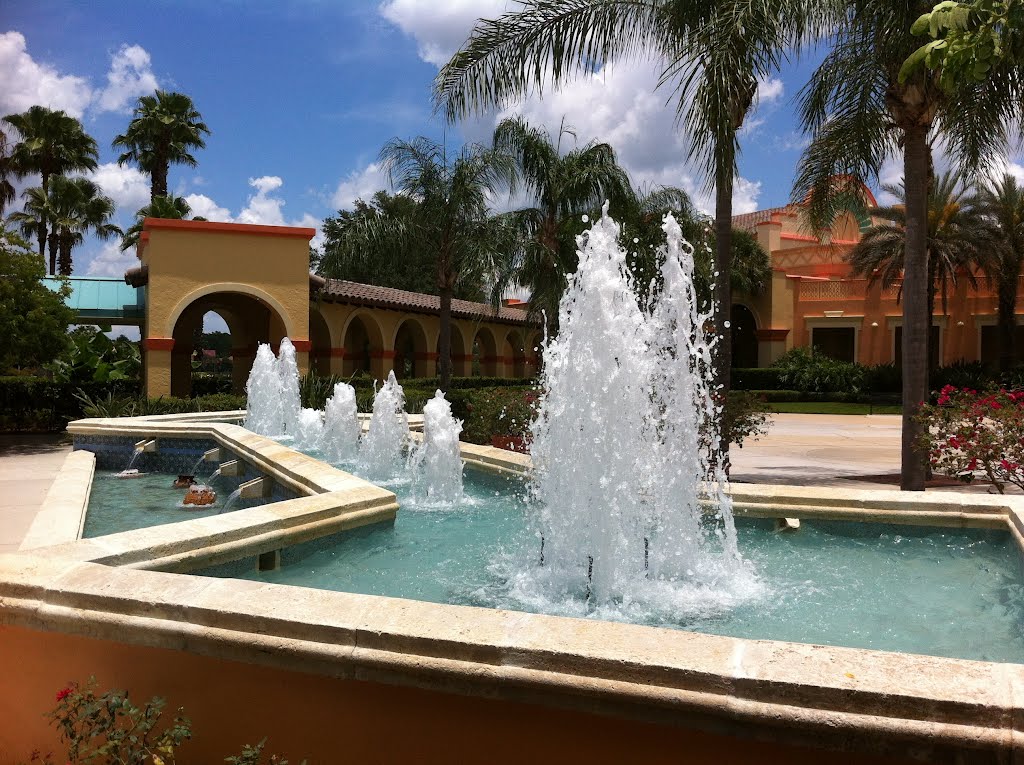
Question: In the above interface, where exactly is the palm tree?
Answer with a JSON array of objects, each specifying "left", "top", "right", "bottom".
[
  {"left": 120, "top": 194, "right": 194, "bottom": 251},
  {"left": 47, "top": 176, "right": 122, "bottom": 276},
  {"left": 847, "top": 172, "right": 999, "bottom": 374},
  {"left": 112, "top": 91, "right": 210, "bottom": 201},
  {"left": 0, "top": 129, "right": 15, "bottom": 214},
  {"left": 793, "top": 1, "right": 1020, "bottom": 490},
  {"left": 434, "top": 0, "right": 824, "bottom": 398},
  {"left": 2, "top": 105, "right": 98, "bottom": 258},
  {"left": 331, "top": 137, "right": 516, "bottom": 391},
  {"left": 490, "top": 115, "right": 634, "bottom": 333},
  {"left": 975, "top": 173, "right": 1024, "bottom": 373},
  {"left": 7, "top": 186, "right": 56, "bottom": 273}
]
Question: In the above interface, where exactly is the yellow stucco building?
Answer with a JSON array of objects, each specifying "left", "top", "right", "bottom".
[{"left": 126, "top": 218, "right": 540, "bottom": 399}]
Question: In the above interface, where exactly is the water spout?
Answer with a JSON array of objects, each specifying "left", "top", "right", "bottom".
[
  {"left": 277, "top": 338, "right": 302, "bottom": 438},
  {"left": 360, "top": 371, "right": 408, "bottom": 479},
  {"left": 244, "top": 344, "right": 285, "bottom": 436},
  {"left": 293, "top": 408, "right": 325, "bottom": 452},
  {"left": 219, "top": 488, "right": 242, "bottom": 514},
  {"left": 409, "top": 390, "right": 463, "bottom": 505},
  {"left": 320, "top": 382, "right": 360, "bottom": 463}
]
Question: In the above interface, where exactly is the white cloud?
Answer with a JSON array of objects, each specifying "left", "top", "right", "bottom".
[
  {"left": 380, "top": 0, "right": 510, "bottom": 66},
  {"left": 95, "top": 44, "right": 159, "bottom": 114},
  {"left": 83, "top": 163, "right": 151, "bottom": 211},
  {"left": 0, "top": 31, "right": 93, "bottom": 119},
  {"left": 0, "top": 32, "right": 159, "bottom": 123},
  {"left": 331, "top": 162, "right": 390, "bottom": 209},
  {"left": 86, "top": 240, "right": 136, "bottom": 277},
  {"left": 732, "top": 177, "right": 762, "bottom": 214},
  {"left": 183, "top": 193, "right": 232, "bottom": 221},
  {"left": 756, "top": 77, "right": 784, "bottom": 105}
]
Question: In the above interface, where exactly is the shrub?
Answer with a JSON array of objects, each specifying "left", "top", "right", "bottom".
[
  {"left": 731, "top": 367, "right": 783, "bottom": 390},
  {"left": 863, "top": 362, "right": 901, "bottom": 393},
  {"left": 191, "top": 372, "right": 233, "bottom": 396},
  {"left": 772, "top": 347, "right": 866, "bottom": 394},
  {"left": 47, "top": 328, "right": 140, "bottom": 385},
  {"left": 917, "top": 385, "right": 1024, "bottom": 494},
  {"left": 931, "top": 359, "right": 990, "bottom": 392},
  {"left": 722, "top": 390, "right": 771, "bottom": 450}
]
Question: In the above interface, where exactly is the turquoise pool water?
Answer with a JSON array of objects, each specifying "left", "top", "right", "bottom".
[
  {"left": 84, "top": 471, "right": 260, "bottom": 538},
  {"left": 200, "top": 462, "right": 1024, "bottom": 664}
]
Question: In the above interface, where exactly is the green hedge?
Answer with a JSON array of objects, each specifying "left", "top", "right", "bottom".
[
  {"left": 0, "top": 376, "right": 142, "bottom": 432},
  {"left": 731, "top": 368, "right": 784, "bottom": 390}
]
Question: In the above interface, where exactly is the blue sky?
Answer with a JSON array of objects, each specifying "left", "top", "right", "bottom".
[{"left": 4, "top": 1, "right": 872, "bottom": 281}]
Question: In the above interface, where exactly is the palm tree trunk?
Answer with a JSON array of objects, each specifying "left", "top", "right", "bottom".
[
  {"left": 713, "top": 160, "right": 734, "bottom": 474},
  {"left": 439, "top": 284, "right": 453, "bottom": 392},
  {"left": 901, "top": 125, "right": 930, "bottom": 491},
  {"left": 998, "top": 276, "right": 1017, "bottom": 374},
  {"left": 152, "top": 152, "right": 168, "bottom": 200},
  {"left": 47, "top": 231, "right": 58, "bottom": 276},
  {"left": 37, "top": 170, "right": 49, "bottom": 261},
  {"left": 58, "top": 231, "right": 72, "bottom": 276}
]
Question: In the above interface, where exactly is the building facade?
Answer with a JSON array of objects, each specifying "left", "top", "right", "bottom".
[{"left": 730, "top": 197, "right": 1020, "bottom": 370}]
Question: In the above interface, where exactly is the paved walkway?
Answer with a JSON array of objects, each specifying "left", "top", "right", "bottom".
[
  {"left": 0, "top": 414, "right": 1009, "bottom": 550},
  {"left": 0, "top": 434, "right": 72, "bottom": 554}
]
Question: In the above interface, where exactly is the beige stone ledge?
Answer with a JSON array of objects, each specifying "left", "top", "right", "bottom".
[
  {"left": 0, "top": 552, "right": 1021, "bottom": 760},
  {"left": 20, "top": 449, "right": 95, "bottom": 551}
]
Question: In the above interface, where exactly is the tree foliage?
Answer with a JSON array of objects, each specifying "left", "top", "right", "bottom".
[
  {"left": 317, "top": 191, "right": 482, "bottom": 299},
  {"left": 121, "top": 194, "right": 196, "bottom": 251},
  {"left": 0, "top": 227, "right": 73, "bottom": 372},
  {"left": 901, "top": 0, "right": 1024, "bottom": 89}
]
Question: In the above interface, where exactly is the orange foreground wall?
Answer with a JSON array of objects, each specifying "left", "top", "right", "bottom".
[{"left": 0, "top": 624, "right": 913, "bottom": 765}]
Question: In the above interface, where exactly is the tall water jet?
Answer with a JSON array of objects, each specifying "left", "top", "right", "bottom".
[
  {"left": 293, "top": 408, "right": 325, "bottom": 452},
  {"left": 244, "top": 344, "right": 285, "bottom": 436},
  {"left": 320, "top": 382, "right": 360, "bottom": 463},
  {"left": 410, "top": 390, "right": 463, "bottom": 505},
  {"left": 525, "top": 206, "right": 753, "bottom": 609},
  {"left": 360, "top": 370, "right": 409, "bottom": 479},
  {"left": 277, "top": 337, "right": 302, "bottom": 438}
]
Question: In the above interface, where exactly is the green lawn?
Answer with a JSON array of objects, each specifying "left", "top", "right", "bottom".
[{"left": 767, "top": 401, "right": 902, "bottom": 415}]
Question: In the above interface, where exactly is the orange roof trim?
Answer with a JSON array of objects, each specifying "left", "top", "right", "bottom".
[{"left": 142, "top": 218, "right": 316, "bottom": 239}]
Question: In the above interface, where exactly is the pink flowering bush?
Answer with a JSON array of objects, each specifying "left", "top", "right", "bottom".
[{"left": 917, "top": 385, "right": 1024, "bottom": 494}]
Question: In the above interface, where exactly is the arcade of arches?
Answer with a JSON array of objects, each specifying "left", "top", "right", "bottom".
[{"left": 128, "top": 218, "right": 540, "bottom": 398}]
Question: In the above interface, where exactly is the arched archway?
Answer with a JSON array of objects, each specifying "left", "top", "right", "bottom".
[
  {"left": 730, "top": 304, "right": 759, "bottom": 368},
  {"left": 341, "top": 311, "right": 385, "bottom": 378},
  {"left": 528, "top": 331, "right": 544, "bottom": 376},
  {"left": 309, "top": 308, "right": 333, "bottom": 376},
  {"left": 170, "top": 291, "right": 288, "bottom": 397},
  {"left": 504, "top": 330, "right": 527, "bottom": 378},
  {"left": 392, "top": 318, "right": 429, "bottom": 379},
  {"left": 472, "top": 326, "right": 499, "bottom": 376},
  {"left": 438, "top": 323, "right": 469, "bottom": 378}
]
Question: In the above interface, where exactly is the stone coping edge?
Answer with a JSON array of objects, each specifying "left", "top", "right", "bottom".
[
  {"left": 20, "top": 450, "right": 95, "bottom": 551},
  {"left": 0, "top": 552, "right": 1021, "bottom": 761}
]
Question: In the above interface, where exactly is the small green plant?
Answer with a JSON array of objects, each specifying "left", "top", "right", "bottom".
[
  {"left": 73, "top": 389, "right": 140, "bottom": 418},
  {"left": 48, "top": 328, "right": 141, "bottom": 384},
  {"left": 25, "top": 679, "right": 304, "bottom": 765}
]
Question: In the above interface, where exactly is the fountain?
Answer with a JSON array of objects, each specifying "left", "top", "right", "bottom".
[
  {"left": 219, "top": 487, "right": 242, "bottom": 514},
  {"left": 523, "top": 206, "right": 755, "bottom": 608},
  {"left": 293, "top": 408, "right": 325, "bottom": 452},
  {"left": 409, "top": 390, "right": 464, "bottom": 505},
  {"left": 277, "top": 338, "right": 302, "bottom": 438},
  {"left": 244, "top": 344, "right": 285, "bottom": 436},
  {"left": 319, "top": 382, "right": 360, "bottom": 463},
  {"left": 360, "top": 371, "right": 409, "bottom": 479}
]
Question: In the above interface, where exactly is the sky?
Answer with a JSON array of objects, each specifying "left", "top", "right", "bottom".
[
  {"left": 2, "top": 0, "right": 853, "bottom": 283},
  {"left": 9, "top": 0, "right": 1022, "bottom": 289}
]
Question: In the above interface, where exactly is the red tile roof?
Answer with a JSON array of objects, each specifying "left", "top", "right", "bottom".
[
  {"left": 731, "top": 206, "right": 788, "bottom": 232},
  {"left": 315, "top": 278, "right": 537, "bottom": 326}
]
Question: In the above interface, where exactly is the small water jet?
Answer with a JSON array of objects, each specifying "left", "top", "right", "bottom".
[
  {"left": 277, "top": 338, "right": 302, "bottom": 438},
  {"left": 360, "top": 371, "right": 409, "bottom": 479},
  {"left": 219, "top": 487, "right": 242, "bottom": 514},
  {"left": 409, "top": 390, "right": 463, "bottom": 506},
  {"left": 115, "top": 446, "right": 145, "bottom": 478},
  {"left": 320, "top": 382, "right": 360, "bottom": 463},
  {"left": 293, "top": 408, "right": 325, "bottom": 452},
  {"left": 244, "top": 344, "right": 285, "bottom": 436}
]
